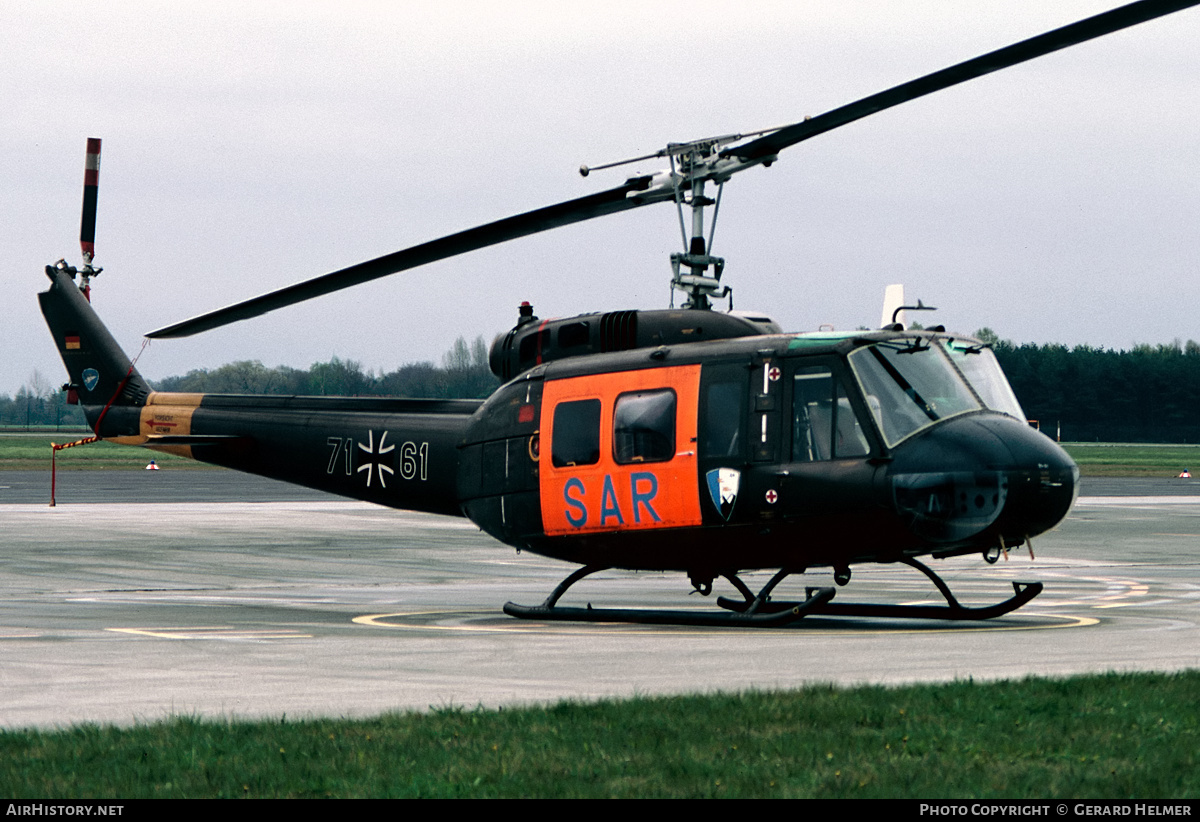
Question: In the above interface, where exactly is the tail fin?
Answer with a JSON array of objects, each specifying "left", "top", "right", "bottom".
[{"left": 39, "top": 265, "right": 151, "bottom": 431}]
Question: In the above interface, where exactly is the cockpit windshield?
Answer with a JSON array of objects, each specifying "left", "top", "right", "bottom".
[
  {"left": 848, "top": 337, "right": 1023, "bottom": 447},
  {"left": 941, "top": 340, "right": 1026, "bottom": 421}
]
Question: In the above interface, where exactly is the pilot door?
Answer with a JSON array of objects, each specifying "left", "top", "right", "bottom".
[
  {"left": 696, "top": 356, "right": 880, "bottom": 525},
  {"left": 540, "top": 365, "right": 703, "bottom": 536}
]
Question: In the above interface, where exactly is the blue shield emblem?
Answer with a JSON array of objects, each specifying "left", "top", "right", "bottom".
[
  {"left": 82, "top": 368, "right": 100, "bottom": 392},
  {"left": 705, "top": 467, "right": 740, "bottom": 520}
]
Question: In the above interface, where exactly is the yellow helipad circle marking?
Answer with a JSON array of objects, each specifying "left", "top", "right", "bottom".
[
  {"left": 353, "top": 610, "right": 620, "bottom": 635},
  {"left": 0, "top": 628, "right": 43, "bottom": 639},
  {"left": 354, "top": 610, "right": 1097, "bottom": 635},
  {"left": 107, "top": 626, "right": 312, "bottom": 640}
]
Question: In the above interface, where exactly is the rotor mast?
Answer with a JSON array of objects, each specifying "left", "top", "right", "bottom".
[
  {"left": 669, "top": 141, "right": 727, "bottom": 310},
  {"left": 581, "top": 129, "right": 782, "bottom": 310}
]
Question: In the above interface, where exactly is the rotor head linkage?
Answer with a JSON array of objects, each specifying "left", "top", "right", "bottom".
[
  {"left": 579, "top": 126, "right": 786, "bottom": 178},
  {"left": 581, "top": 129, "right": 788, "bottom": 311}
]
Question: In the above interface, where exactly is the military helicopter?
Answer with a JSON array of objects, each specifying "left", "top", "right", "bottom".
[{"left": 40, "top": 0, "right": 1195, "bottom": 627}]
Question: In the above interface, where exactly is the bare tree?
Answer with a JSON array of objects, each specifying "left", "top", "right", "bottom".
[{"left": 26, "top": 369, "right": 51, "bottom": 400}]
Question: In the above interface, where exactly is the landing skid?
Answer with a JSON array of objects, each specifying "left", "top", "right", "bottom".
[
  {"left": 503, "top": 565, "right": 835, "bottom": 627},
  {"left": 504, "top": 556, "right": 1042, "bottom": 627},
  {"left": 718, "top": 557, "right": 1042, "bottom": 621}
]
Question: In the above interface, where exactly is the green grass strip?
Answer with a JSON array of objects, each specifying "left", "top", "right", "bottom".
[
  {"left": 1, "top": 671, "right": 1196, "bottom": 798},
  {"left": 1061, "top": 443, "right": 1200, "bottom": 477},
  {"left": 0, "top": 435, "right": 198, "bottom": 470}
]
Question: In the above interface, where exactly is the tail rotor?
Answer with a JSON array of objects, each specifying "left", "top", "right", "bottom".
[{"left": 78, "top": 137, "right": 102, "bottom": 300}]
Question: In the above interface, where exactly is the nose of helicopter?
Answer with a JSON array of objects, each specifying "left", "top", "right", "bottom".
[{"left": 889, "top": 414, "right": 1078, "bottom": 545}]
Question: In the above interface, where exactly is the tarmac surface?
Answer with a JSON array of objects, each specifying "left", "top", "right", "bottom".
[{"left": 1, "top": 468, "right": 1198, "bottom": 729}]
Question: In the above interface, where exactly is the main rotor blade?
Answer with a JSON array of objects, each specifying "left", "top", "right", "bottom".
[
  {"left": 725, "top": 0, "right": 1199, "bottom": 162},
  {"left": 146, "top": 177, "right": 659, "bottom": 338},
  {"left": 148, "top": 0, "right": 1197, "bottom": 339}
]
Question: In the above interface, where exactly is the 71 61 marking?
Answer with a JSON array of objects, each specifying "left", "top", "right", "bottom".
[{"left": 326, "top": 434, "right": 429, "bottom": 483}]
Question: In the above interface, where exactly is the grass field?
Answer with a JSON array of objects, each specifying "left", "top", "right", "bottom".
[
  {"left": 1059, "top": 443, "right": 1200, "bottom": 477},
  {"left": 1, "top": 671, "right": 1195, "bottom": 799},
  {"left": 0, "top": 433, "right": 196, "bottom": 470}
]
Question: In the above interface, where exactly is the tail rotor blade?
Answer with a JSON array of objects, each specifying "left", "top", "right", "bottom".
[{"left": 80, "top": 138, "right": 101, "bottom": 265}]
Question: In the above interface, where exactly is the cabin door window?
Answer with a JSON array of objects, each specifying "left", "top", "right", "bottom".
[{"left": 551, "top": 399, "right": 601, "bottom": 467}]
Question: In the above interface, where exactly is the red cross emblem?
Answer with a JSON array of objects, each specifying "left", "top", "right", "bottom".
[
  {"left": 767, "top": 366, "right": 782, "bottom": 382},
  {"left": 765, "top": 489, "right": 778, "bottom": 504}
]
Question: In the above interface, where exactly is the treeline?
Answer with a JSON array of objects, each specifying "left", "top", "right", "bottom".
[
  {"left": 0, "top": 386, "right": 85, "bottom": 428},
  {"left": 985, "top": 330, "right": 1200, "bottom": 443},
  {"left": 9, "top": 331, "right": 1200, "bottom": 443},
  {"left": 154, "top": 335, "right": 499, "bottom": 399},
  {"left": 3, "top": 336, "right": 499, "bottom": 429}
]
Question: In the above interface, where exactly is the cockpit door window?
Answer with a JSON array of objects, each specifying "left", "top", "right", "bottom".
[{"left": 792, "top": 366, "right": 871, "bottom": 462}]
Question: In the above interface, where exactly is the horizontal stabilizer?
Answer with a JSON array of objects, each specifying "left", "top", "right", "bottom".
[{"left": 142, "top": 434, "right": 252, "bottom": 447}]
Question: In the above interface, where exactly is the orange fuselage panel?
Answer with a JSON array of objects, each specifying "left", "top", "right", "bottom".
[{"left": 540, "top": 365, "right": 702, "bottom": 536}]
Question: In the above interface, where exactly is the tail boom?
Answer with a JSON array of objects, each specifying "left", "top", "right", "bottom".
[
  {"left": 128, "top": 392, "right": 477, "bottom": 515},
  {"left": 41, "top": 265, "right": 474, "bottom": 516}
]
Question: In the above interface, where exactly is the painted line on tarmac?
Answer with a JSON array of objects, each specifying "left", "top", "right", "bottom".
[
  {"left": 0, "top": 628, "right": 43, "bottom": 639},
  {"left": 107, "top": 626, "right": 312, "bottom": 640},
  {"left": 1077, "top": 497, "right": 1200, "bottom": 505}
]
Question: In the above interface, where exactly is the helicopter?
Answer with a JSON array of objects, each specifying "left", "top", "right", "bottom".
[{"left": 39, "top": 0, "right": 1196, "bottom": 627}]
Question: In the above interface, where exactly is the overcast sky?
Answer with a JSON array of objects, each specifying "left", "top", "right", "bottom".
[{"left": 4, "top": 1, "right": 1198, "bottom": 396}]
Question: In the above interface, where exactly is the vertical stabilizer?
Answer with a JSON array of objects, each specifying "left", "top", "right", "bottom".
[{"left": 39, "top": 265, "right": 151, "bottom": 428}]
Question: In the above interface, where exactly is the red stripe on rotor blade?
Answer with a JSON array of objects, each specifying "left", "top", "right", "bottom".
[{"left": 80, "top": 138, "right": 101, "bottom": 253}]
